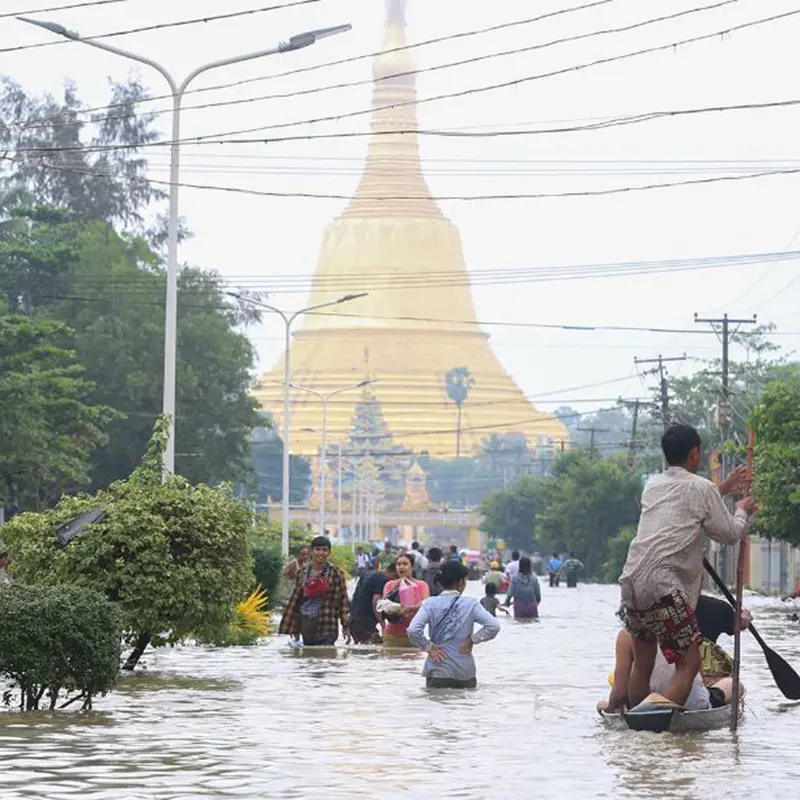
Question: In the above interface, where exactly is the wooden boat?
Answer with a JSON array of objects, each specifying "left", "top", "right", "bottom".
[{"left": 598, "top": 696, "right": 744, "bottom": 733}]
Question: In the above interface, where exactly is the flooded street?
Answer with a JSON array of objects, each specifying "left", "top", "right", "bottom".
[{"left": 3, "top": 582, "right": 800, "bottom": 799}]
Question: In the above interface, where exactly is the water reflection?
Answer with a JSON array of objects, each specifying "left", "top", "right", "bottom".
[{"left": 2, "top": 583, "right": 800, "bottom": 798}]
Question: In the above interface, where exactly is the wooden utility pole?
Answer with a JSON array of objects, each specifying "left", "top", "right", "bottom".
[
  {"left": 694, "top": 312, "right": 757, "bottom": 586},
  {"left": 693, "top": 313, "right": 757, "bottom": 448},
  {"left": 617, "top": 397, "right": 655, "bottom": 470},
  {"left": 577, "top": 425, "right": 609, "bottom": 455},
  {"left": 634, "top": 353, "right": 688, "bottom": 431}
]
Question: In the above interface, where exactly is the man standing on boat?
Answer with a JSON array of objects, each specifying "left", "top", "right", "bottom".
[{"left": 617, "top": 424, "right": 756, "bottom": 710}]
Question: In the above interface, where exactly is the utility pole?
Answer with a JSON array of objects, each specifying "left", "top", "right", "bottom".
[
  {"left": 634, "top": 354, "right": 687, "bottom": 431},
  {"left": 694, "top": 312, "right": 757, "bottom": 586},
  {"left": 576, "top": 425, "right": 609, "bottom": 455},
  {"left": 617, "top": 397, "right": 655, "bottom": 470},
  {"left": 694, "top": 313, "right": 757, "bottom": 448}
]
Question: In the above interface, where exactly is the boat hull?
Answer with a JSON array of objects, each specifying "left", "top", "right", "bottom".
[{"left": 599, "top": 699, "right": 744, "bottom": 733}]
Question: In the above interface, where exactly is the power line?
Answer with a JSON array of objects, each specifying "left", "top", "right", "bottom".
[
  {"left": 7, "top": 0, "right": 741, "bottom": 131},
  {"left": 0, "top": 0, "right": 138, "bottom": 20},
  {"left": 188, "top": 8, "right": 800, "bottom": 144},
  {"left": 19, "top": 155, "right": 800, "bottom": 201},
  {"left": 3, "top": 0, "right": 324, "bottom": 54},
  {"left": 13, "top": 97, "right": 800, "bottom": 153},
  {"left": 34, "top": 291, "right": 800, "bottom": 335},
  {"left": 4, "top": 0, "right": 621, "bottom": 121},
  {"left": 62, "top": 249, "right": 800, "bottom": 294}
]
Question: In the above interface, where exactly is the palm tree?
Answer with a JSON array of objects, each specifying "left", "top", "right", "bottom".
[{"left": 445, "top": 366, "right": 475, "bottom": 459}]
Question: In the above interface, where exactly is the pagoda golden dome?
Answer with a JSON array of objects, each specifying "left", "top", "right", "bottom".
[{"left": 253, "top": 0, "right": 569, "bottom": 459}]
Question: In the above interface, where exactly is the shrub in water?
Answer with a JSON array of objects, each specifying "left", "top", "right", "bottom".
[{"left": 0, "top": 584, "right": 121, "bottom": 711}]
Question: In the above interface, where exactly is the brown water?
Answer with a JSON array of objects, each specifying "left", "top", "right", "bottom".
[{"left": 2, "top": 583, "right": 800, "bottom": 799}]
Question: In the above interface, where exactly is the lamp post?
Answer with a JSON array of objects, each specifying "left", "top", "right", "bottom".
[
  {"left": 296, "top": 378, "right": 374, "bottom": 535},
  {"left": 19, "top": 16, "right": 352, "bottom": 476},
  {"left": 241, "top": 294, "right": 368, "bottom": 556}
]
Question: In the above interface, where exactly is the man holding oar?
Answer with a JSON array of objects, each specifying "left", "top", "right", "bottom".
[{"left": 615, "top": 424, "right": 757, "bottom": 711}]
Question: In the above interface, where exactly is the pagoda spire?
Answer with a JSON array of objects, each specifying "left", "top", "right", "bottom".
[{"left": 341, "top": 0, "right": 441, "bottom": 220}]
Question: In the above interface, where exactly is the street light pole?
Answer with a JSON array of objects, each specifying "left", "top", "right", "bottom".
[
  {"left": 294, "top": 379, "right": 373, "bottom": 536},
  {"left": 19, "top": 17, "right": 352, "bottom": 476},
  {"left": 238, "top": 294, "right": 368, "bottom": 557}
]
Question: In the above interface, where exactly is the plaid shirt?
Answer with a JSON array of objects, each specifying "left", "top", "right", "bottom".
[{"left": 278, "top": 562, "right": 350, "bottom": 639}]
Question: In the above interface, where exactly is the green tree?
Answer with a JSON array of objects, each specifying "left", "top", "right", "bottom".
[
  {"left": 247, "top": 417, "right": 310, "bottom": 504},
  {"left": 751, "top": 369, "right": 800, "bottom": 545},
  {"left": 0, "top": 314, "right": 116, "bottom": 510},
  {"left": 0, "top": 208, "right": 262, "bottom": 487},
  {"left": 534, "top": 451, "right": 642, "bottom": 577},
  {"left": 2, "top": 418, "right": 255, "bottom": 668},
  {"left": 445, "top": 366, "right": 475, "bottom": 458},
  {"left": 601, "top": 525, "right": 637, "bottom": 583},
  {"left": 480, "top": 475, "right": 540, "bottom": 552},
  {"left": 0, "top": 77, "right": 166, "bottom": 233}
]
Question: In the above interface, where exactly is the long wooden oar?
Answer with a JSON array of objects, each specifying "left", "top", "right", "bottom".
[
  {"left": 730, "top": 429, "right": 754, "bottom": 730},
  {"left": 703, "top": 557, "right": 800, "bottom": 700}
]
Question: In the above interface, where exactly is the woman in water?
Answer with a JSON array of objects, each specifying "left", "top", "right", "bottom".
[
  {"left": 381, "top": 552, "right": 430, "bottom": 648},
  {"left": 505, "top": 556, "right": 542, "bottom": 619},
  {"left": 408, "top": 561, "right": 501, "bottom": 688}
]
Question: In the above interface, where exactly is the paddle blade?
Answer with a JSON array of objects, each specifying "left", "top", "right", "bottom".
[{"left": 764, "top": 644, "right": 800, "bottom": 700}]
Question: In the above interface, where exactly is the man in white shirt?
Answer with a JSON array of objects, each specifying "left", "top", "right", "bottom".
[
  {"left": 411, "top": 541, "right": 428, "bottom": 580},
  {"left": 618, "top": 423, "right": 756, "bottom": 710},
  {"left": 504, "top": 550, "right": 521, "bottom": 581}
]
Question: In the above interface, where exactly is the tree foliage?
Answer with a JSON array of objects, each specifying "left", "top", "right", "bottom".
[
  {"left": 2, "top": 418, "right": 254, "bottom": 647},
  {"left": 480, "top": 475, "right": 540, "bottom": 552},
  {"left": 0, "top": 314, "right": 116, "bottom": 510},
  {"left": 752, "top": 369, "right": 800, "bottom": 545},
  {"left": 480, "top": 451, "right": 642, "bottom": 577},
  {"left": 0, "top": 584, "right": 121, "bottom": 711}
]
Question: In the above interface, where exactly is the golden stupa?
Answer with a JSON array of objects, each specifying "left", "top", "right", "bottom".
[{"left": 253, "top": 0, "right": 569, "bottom": 458}]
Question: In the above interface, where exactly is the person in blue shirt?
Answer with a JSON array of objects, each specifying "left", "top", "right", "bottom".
[
  {"left": 408, "top": 561, "right": 501, "bottom": 688},
  {"left": 548, "top": 553, "right": 563, "bottom": 587}
]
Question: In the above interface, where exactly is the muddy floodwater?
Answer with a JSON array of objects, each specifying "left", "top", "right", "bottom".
[{"left": 2, "top": 583, "right": 800, "bottom": 799}]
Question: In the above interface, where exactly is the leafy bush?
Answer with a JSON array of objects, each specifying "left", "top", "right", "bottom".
[
  {"left": 2, "top": 418, "right": 254, "bottom": 652},
  {"left": 0, "top": 584, "right": 121, "bottom": 711},
  {"left": 330, "top": 544, "right": 357, "bottom": 578},
  {"left": 250, "top": 543, "right": 284, "bottom": 601}
]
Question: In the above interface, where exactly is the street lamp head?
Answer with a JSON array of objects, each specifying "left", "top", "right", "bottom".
[
  {"left": 281, "top": 23, "right": 351, "bottom": 53},
  {"left": 339, "top": 292, "right": 368, "bottom": 303},
  {"left": 17, "top": 17, "right": 77, "bottom": 38},
  {"left": 357, "top": 379, "right": 376, "bottom": 389}
]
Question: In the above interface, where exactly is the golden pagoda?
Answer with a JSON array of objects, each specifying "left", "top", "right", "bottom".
[{"left": 253, "top": 0, "right": 569, "bottom": 458}]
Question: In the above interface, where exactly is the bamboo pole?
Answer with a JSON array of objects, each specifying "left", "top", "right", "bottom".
[{"left": 731, "top": 427, "right": 755, "bottom": 732}]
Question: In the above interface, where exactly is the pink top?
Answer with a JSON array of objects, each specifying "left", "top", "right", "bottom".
[{"left": 383, "top": 578, "right": 429, "bottom": 637}]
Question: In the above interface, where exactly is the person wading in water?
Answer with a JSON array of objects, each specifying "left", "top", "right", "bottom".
[
  {"left": 408, "top": 561, "right": 501, "bottom": 689},
  {"left": 279, "top": 536, "right": 351, "bottom": 646}
]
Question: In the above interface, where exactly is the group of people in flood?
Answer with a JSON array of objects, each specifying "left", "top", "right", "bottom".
[{"left": 278, "top": 422, "right": 761, "bottom": 702}]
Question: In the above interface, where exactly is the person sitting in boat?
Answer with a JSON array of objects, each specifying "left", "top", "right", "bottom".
[
  {"left": 601, "top": 628, "right": 742, "bottom": 713},
  {"left": 547, "top": 553, "right": 562, "bottom": 587},
  {"left": 602, "top": 594, "right": 753, "bottom": 712},
  {"left": 695, "top": 594, "right": 752, "bottom": 686},
  {"left": 617, "top": 423, "right": 756, "bottom": 710}
]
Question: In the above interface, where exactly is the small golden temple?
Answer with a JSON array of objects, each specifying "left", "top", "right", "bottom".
[{"left": 253, "top": 0, "right": 569, "bottom": 459}]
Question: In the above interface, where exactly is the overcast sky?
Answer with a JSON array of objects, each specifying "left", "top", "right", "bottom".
[{"left": 4, "top": 0, "right": 800, "bottom": 415}]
